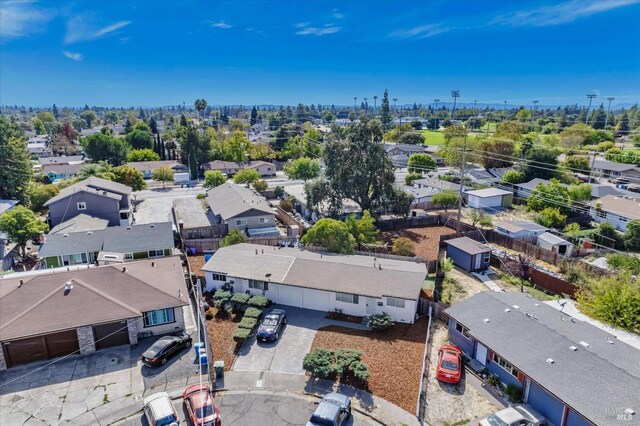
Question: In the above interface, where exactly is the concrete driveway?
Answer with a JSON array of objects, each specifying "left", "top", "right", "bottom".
[{"left": 233, "top": 306, "right": 368, "bottom": 374}]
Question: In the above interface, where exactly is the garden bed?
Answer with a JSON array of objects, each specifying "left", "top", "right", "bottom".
[
  {"left": 380, "top": 226, "right": 456, "bottom": 260},
  {"left": 310, "top": 316, "right": 429, "bottom": 413},
  {"left": 325, "top": 311, "right": 364, "bottom": 324},
  {"left": 205, "top": 307, "right": 244, "bottom": 371}
]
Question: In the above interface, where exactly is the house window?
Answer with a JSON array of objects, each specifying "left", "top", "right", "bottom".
[
  {"left": 336, "top": 293, "right": 359, "bottom": 304},
  {"left": 259, "top": 217, "right": 270, "bottom": 224},
  {"left": 387, "top": 297, "right": 405, "bottom": 308},
  {"left": 483, "top": 253, "right": 491, "bottom": 263},
  {"left": 249, "top": 280, "right": 269, "bottom": 291},
  {"left": 493, "top": 353, "right": 519, "bottom": 377},
  {"left": 148, "top": 249, "right": 164, "bottom": 258},
  {"left": 235, "top": 219, "right": 247, "bottom": 226},
  {"left": 211, "top": 273, "right": 227, "bottom": 282},
  {"left": 618, "top": 216, "right": 628, "bottom": 223},
  {"left": 143, "top": 308, "right": 175, "bottom": 327},
  {"left": 124, "top": 253, "right": 133, "bottom": 260},
  {"left": 455, "top": 322, "right": 471, "bottom": 339},
  {"left": 77, "top": 202, "right": 87, "bottom": 210},
  {"left": 596, "top": 210, "right": 607, "bottom": 219}
]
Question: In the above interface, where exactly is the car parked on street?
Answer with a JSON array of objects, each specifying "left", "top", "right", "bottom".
[
  {"left": 256, "top": 309, "right": 287, "bottom": 342},
  {"left": 183, "top": 384, "right": 221, "bottom": 426},
  {"left": 478, "top": 404, "right": 548, "bottom": 426},
  {"left": 143, "top": 392, "right": 180, "bottom": 426},
  {"left": 307, "top": 392, "right": 352, "bottom": 426},
  {"left": 435, "top": 343, "right": 462, "bottom": 384},
  {"left": 142, "top": 333, "right": 193, "bottom": 367}
]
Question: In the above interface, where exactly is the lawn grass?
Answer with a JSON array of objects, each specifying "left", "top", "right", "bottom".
[{"left": 420, "top": 130, "right": 445, "bottom": 145}]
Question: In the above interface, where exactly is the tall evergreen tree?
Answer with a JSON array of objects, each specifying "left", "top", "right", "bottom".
[
  {"left": 380, "top": 90, "right": 392, "bottom": 131},
  {"left": 250, "top": 106, "right": 258, "bottom": 126},
  {"left": 0, "top": 117, "right": 32, "bottom": 202},
  {"left": 138, "top": 107, "right": 146, "bottom": 120},
  {"left": 160, "top": 136, "right": 166, "bottom": 160},
  {"left": 616, "top": 111, "right": 630, "bottom": 136},
  {"left": 124, "top": 117, "right": 133, "bottom": 134},
  {"left": 149, "top": 116, "right": 158, "bottom": 134},
  {"left": 52, "top": 103, "right": 59, "bottom": 118}
]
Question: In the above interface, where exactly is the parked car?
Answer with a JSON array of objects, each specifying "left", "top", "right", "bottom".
[
  {"left": 142, "top": 333, "right": 193, "bottom": 367},
  {"left": 256, "top": 309, "right": 287, "bottom": 342},
  {"left": 436, "top": 344, "right": 462, "bottom": 384},
  {"left": 183, "top": 384, "right": 221, "bottom": 426},
  {"left": 307, "top": 392, "right": 351, "bottom": 426},
  {"left": 478, "top": 404, "right": 547, "bottom": 426},
  {"left": 143, "top": 392, "right": 180, "bottom": 426}
]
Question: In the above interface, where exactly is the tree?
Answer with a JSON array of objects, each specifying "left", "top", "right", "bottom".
[
  {"left": 33, "top": 118, "right": 46, "bottom": 135},
  {"left": 527, "top": 180, "right": 570, "bottom": 214},
  {"left": 380, "top": 90, "right": 392, "bottom": 131},
  {"left": 615, "top": 111, "right": 629, "bottom": 136},
  {"left": 407, "top": 153, "right": 436, "bottom": 173},
  {"left": 443, "top": 124, "right": 468, "bottom": 142},
  {"left": 152, "top": 166, "right": 174, "bottom": 188},
  {"left": 494, "top": 121, "right": 526, "bottom": 141},
  {"left": 397, "top": 132, "right": 425, "bottom": 145},
  {"left": 345, "top": 210, "right": 379, "bottom": 246},
  {"left": 104, "top": 111, "right": 118, "bottom": 124},
  {"left": 592, "top": 222, "right": 624, "bottom": 250},
  {"left": 126, "top": 129, "right": 153, "bottom": 150},
  {"left": 515, "top": 108, "right": 531, "bottom": 122},
  {"left": 127, "top": 148, "right": 160, "bottom": 162},
  {"left": 232, "top": 168, "right": 261, "bottom": 187},
  {"left": 502, "top": 169, "right": 525, "bottom": 184},
  {"left": 0, "top": 206, "right": 48, "bottom": 256},
  {"left": 81, "top": 132, "right": 128, "bottom": 165},
  {"left": 0, "top": 116, "right": 33, "bottom": 202},
  {"left": 301, "top": 218, "right": 356, "bottom": 254},
  {"left": 253, "top": 179, "right": 268, "bottom": 192},
  {"left": 405, "top": 172, "right": 422, "bottom": 185},
  {"left": 250, "top": 142, "right": 276, "bottom": 161},
  {"left": 477, "top": 138, "right": 515, "bottom": 168},
  {"left": 204, "top": 170, "right": 226, "bottom": 188},
  {"left": 432, "top": 190, "right": 458, "bottom": 211},
  {"left": 80, "top": 110, "right": 99, "bottom": 128},
  {"left": 466, "top": 208, "right": 492, "bottom": 227},
  {"left": 596, "top": 141, "right": 615, "bottom": 152},
  {"left": 534, "top": 207, "right": 566, "bottom": 228},
  {"left": 392, "top": 237, "right": 414, "bottom": 256},
  {"left": 148, "top": 116, "right": 158, "bottom": 134},
  {"left": 623, "top": 219, "right": 640, "bottom": 251},
  {"left": 52, "top": 103, "right": 59, "bottom": 118},
  {"left": 250, "top": 106, "right": 258, "bottom": 126},
  {"left": 113, "top": 165, "right": 146, "bottom": 191},
  {"left": 220, "top": 228, "right": 246, "bottom": 247},
  {"left": 75, "top": 162, "right": 115, "bottom": 181},
  {"left": 563, "top": 156, "right": 590, "bottom": 174},
  {"left": 194, "top": 99, "right": 208, "bottom": 120},
  {"left": 27, "top": 183, "right": 59, "bottom": 213},
  {"left": 523, "top": 147, "right": 559, "bottom": 180},
  {"left": 284, "top": 157, "right": 321, "bottom": 181},
  {"left": 568, "top": 183, "right": 592, "bottom": 203}
]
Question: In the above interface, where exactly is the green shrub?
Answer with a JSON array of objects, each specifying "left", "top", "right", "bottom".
[
  {"left": 351, "top": 361, "right": 370, "bottom": 380},
  {"left": 334, "top": 349, "right": 362, "bottom": 375},
  {"left": 244, "top": 307, "right": 263, "bottom": 319},
  {"left": 302, "top": 348, "right": 369, "bottom": 382},
  {"left": 302, "top": 348, "right": 335, "bottom": 379},
  {"left": 233, "top": 327, "right": 252, "bottom": 342},
  {"left": 505, "top": 384, "right": 522, "bottom": 402},
  {"left": 214, "top": 290, "right": 232, "bottom": 300},
  {"left": 205, "top": 309, "right": 214, "bottom": 320},
  {"left": 238, "top": 317, "right": 257, "bottom": 330},
  {"left": 248, "top": 295, "right": 270, "bottom": 308},
  {"left": 367, "top": 313, "right": 394, "bottom": 331},
  {"left": 231, "top": 293, "right": 251, "bottom": 304},
  {"left": 196, "top": 193, "right": 206, "bottom": 199}
]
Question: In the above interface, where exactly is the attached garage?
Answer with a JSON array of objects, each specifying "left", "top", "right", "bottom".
[
  {"left": 277, "top": 285, "right": 302, "bottom": 307},
  {"left": 301, "top": 288, "right": 331, "bottom": 312},
  {"left": 93, "top": 321, "right": 130, "bottom": 350},
  {"left": 2, "top": 330, "right": 80, "bottom": 368}
]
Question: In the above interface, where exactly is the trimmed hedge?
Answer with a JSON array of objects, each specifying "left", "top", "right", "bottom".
[
  {"left": 367, "top": 312, "right": 394, "bottom": 331},
  {"left": 233, "top": 327, "right": 252, "bottom": 342},
  {"left": 231, "top": 293, "right": 251, "bottom": 304},
  {"left": 244, "top": 307, "right": 263, "bottom": 319},
  {"left": 248, "top": 295, "right": 270, "bottom": 308},
  {"left": 214, "top": 290, "right": 232, "bottom": 300},
  {"left": 238, "top": 317, "right": 257, "bottom": 329}
]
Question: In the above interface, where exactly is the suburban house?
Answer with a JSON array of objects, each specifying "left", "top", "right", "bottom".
[
  {"left": 48, "top": 214, "right": 108, "bottom": 234},
  {"left": 201, "top": 243, "right": 426, "bottom": 323},
  {"left": 26, "top": 135, "right": 52, "bottom": 158},
  {"left": 401, "top": 185, "right": 441, "bottom": 209},
  {"left": 206, "top": 184, "right": 278, "bottom": 238},
  {"left": 413, "top": 177, "right": 467, "bottom": 193},
  {"left": 514, "top": 178, "right": 623, "bottom": 201},
  {"left": 495, "top": 220, "right": 548, "bottom": 240},
  {"left": 384, "top": 143, "right": 445, "bottom": 167},
  {"left": 38, "top": 155, "right": 85, "bottom": 166},
  {"left": 39, "top": 221, "right": 174, "bottom": 268},
  {"left": 445, "top": 292, "right": 640, "bottom": 426},
  {"left": 0, "top": 200, "right": 20, "bottom": 269},
  {"left": 536, "top": 232, "right": 574, "bottom": 256},
  {"left": 464, "top": 188, "right": 513, "bottom": 209},
  {"left": 44, "top": 177, "right": 132, "bottom": 227},
  {"left": 0, "top": 257, "right": 189, "bottom": 370},
  {"left": 467, "top": 169, "right": 500, "bottom": 185},
  {"left": 513, "top": 178, "right": 554, "bottom": 199},
  {"left": 173, "top": 198, "right": 223, "bottom": 242},
  {"left": 445, "top": 237, "right": 492, "bottom": 272},
  {"left": 487, "top": 166, "right": 518, "bottom": 181},
  {"left": 41, "top": 163, "right": 85, "bottom": 181},
  {"left": 283, "top": 183, "right": 361, "bottom": 221},
  {"left": 127, "top": 160, "right": 186, "bottom": 179},
  {"left": 589, "top": 195, "right": 640, "bottom": 232},
  {"left": 203, "top": 160, "right": 276, "bottom": 177},
  {"left": 592, "top": 159, "right": 640, "bottom": 180}
]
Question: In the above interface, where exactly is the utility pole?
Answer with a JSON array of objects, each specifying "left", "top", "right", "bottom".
[
  {"left": 456, "top": 134, "right": 467, "bottom": 231},
  {"left": 605, "top": 97, "right": 615, "bottom": 129},
  {"left": 433, "top": 99, "right": 440, "bottom": 129},
  {"left": 354, "top": 97, "right": 357, "bottom": 109},
  {"left": 531, "top": 100, "right": 538, "bottom": 130},
  {"left": 473, "top": 100, "right": 477, "bottom": 131},
  {"left": 373, "top": 95, "right": 378, "bottom": 112},
  {"left": 364, "top": 97, "right": 368, "bottom": 111},
  {"left": 585, "top": 94, "right": 597, "bottom": 125},
  {"left": 451, "top": 90, "right": 460, "bottom": 120}
]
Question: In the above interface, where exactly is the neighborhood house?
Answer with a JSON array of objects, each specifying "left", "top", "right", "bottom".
[
  {"left": 495, "top": 220, "right": 548, "bottom": 240},
  {"left": 203, "top": 160, "right": 276, "bottom": 177},
  {"left": 589, "top": 195, "right": 640, "bottom": 232},
  {"left": 464, "top": 187, "right": 513, "bottom": 209}
]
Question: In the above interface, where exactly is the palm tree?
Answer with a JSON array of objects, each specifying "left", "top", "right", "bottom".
[{"left": 194, "top": 99, "right": 208, "bottom": 121}]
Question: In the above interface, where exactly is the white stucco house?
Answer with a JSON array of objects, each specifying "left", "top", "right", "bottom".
[
  {"left": 201, "top": 243, "right": 426, "bottom": 323},
  {"left": 589, "top": 195, "right": 640, "bottom": 232}
]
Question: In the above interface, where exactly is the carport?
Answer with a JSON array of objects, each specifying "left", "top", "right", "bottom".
[{"left": 2, "top": 330, "right": 80, "bottom": 368}]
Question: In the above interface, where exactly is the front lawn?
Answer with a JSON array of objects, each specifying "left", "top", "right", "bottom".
[
  {"left": 420, "top": 130, "right": 446, "bottom": 145},
  {"left": 310, "top": 316, "right": 428, "bottom": 413}
]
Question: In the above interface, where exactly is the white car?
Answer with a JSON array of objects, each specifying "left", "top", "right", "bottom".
[
  {"left": 143, "top": 392, "right": 180, "bottom": 426},
  {"left": 478, "top": 404, "right": 547, "bottom": 426}
]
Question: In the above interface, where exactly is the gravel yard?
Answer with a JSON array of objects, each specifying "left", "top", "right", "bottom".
[
  {"left": 380, "top": 226, "right": 456, "bottom": 260},
  {"left": 310, "top": 316, "right": 429, "bottom": 413},
  {"left": 445, "top": 267, "right": 491, "bottom": 304}
]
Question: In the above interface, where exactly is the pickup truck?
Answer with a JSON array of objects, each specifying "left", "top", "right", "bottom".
[{"left": 478, "top": 404, "right": 548, "bottom": 426}]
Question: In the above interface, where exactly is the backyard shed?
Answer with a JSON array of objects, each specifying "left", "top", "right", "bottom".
[{"left": 445, "top": 236, "right": 492, "bottom": 272}]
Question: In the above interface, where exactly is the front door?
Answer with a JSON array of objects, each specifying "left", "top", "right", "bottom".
[
  {"left": 366, "top": 297, "right": 378, "bottom": 316},
  {"left": 475, "top": 342, "right": 488, "bottom": 365}
]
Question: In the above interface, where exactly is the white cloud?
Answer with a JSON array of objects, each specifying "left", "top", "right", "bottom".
[
  {"left": 62, "top": 51, "right": 83, "bottom": 61},
  {"left": 65, "top": 15, "right": 131, "bottom": 44},
  {"left": 489, "top": 0, "right": 640, "bottom": 27},
  {"left": 0, "top": 0, "right": 53, "bottom": 40},
  {"left": 296, "top": 25, "right": 341, "bottom": 36},
  {"left": 210, "top": 21, "right": 232, "bottom": 29},
  {"left": 389, "top": 24, "right": 450, "bottom": 39},
  {"left": 294, "top": 22, "right": 309, "bottom": 28},
  {"left": 332, "top": 10, "right": 345, "bottom": 20}
]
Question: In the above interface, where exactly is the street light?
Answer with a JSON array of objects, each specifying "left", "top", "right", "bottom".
[
  {"left": 585, "top": 94, "right": 597, "bottom": 125},
  {"left": 605, "top": 97, "right": 615, "bottom": 129},
  {"left": 434, "top": 99, "right": 440, "bottom": 129},
  {"left": 373, "top": 95, "right": 378, "bottom": 111},
  {"left": 451, "top": 90, "right": 460, "bottom": 120}
]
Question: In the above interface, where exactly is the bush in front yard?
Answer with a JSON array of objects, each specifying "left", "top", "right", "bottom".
[
  {"left": 231, "top": 293, "right": 250, "bottom": 304},
  {"left": 248, "top": 295, "right": 270, "bottom": 308},
  {"left": 350, "top": 361, "right": 370, "bottom": 380},
  {"left": 303, "top": 348, "right": 370, "bottom": 382},
  {"left": 334, "top": 349, "right": 362, "bottom": 375},
  {"left": 367, "top": 313, "right": 393, "bottom": 331},
  {"left": 205, "top": 309, "right": 214, "bottom": 320},
  {"left": 238, "top": 317, "right": 257, "bottom": 330},
  {"left": 303, "top": 348, "right": 335, "bottom": 379},
  {"left": 244, "top": 307, "right": 263, "bottom": 319},
  {"left": 505, "top": 384, "right": 523, "bottom": 403},
  {"left": 214, "top": 290, "right": 232, "bottom": 300},
  {"left": 233, "top": 327, "right": 252, "bottom": 342}
]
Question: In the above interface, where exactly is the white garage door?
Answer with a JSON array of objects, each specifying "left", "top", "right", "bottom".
[
  {"left": 301, "top": 288, "right": 331, "bottom": 312},
  {"left": 277, "top": 285, "right": 302, "bottom": 307}
]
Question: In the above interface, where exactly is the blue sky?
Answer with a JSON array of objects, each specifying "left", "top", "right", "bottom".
[{"left": 1, "top": 0, "right": 639, "bottom": 107}]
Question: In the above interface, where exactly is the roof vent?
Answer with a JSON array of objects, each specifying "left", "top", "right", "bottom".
[
  {"left": 126, "top": 226, "right": 131, "bottom": 230},
  {"left": 534, "top": 303, "right": 540, "bottom": 307},
  {"left": 546, "top": 358, "right": 555, "bottom": 364},
  {"left": 150, "top": 224, "right": 155, "bottom": 228},
  {"left": 512, "top": 305, "right": 520, "bottom": 310},
  {"left": 569, "top": 346, "right": 577, "bottom": 351},
  {"left": 122, "top": 266, "right": 127, "bottom": 273},
  {"left": 607, "top": 338, "right": 615, "bottom": 344},
  {"left": 87, "top": 231, "right": 93, "bottom": 235},
  {"left": 483, "top": 318, "right": 490, "bottom": 323},
  {"left": 63, "top": 233, "right": 69, "bottom": 237},
  {"left": 579, "top": 341, "right": 590, "bottom": 347},
  {"left": 64, "top": 281, "right": 73, "bottom": 291},
  {"left": 504, "top": 308, "right": 510, "bottom": 313},
  {"left": 19, "top": 279, "right": 24, "bottom": 287},
  {"left": 151, "top": 261, "right": 155, "bottom": 267},
  {"left": 625, "top": 408, "right": 635, "bottom": 416}
]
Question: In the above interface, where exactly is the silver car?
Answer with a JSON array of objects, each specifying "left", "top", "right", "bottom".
[{"left": 143, "top": 392, "right": 180, "bottom": 426}]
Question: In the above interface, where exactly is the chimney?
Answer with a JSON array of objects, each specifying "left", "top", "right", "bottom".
[
  {"left": 19, "top": 279, "right": 23, "bottom": 287},
  {"left": 64, "top": 281, "right": 73, "bottom": 291},
  {"left": 151, "top": 261, "right": 155, "bottom": 267},
  {"left": 122, "top": 266, "right": 127, "bottom": 273}
]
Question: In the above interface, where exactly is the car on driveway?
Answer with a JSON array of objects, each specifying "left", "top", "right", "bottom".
[
  {"left": 257, "top": 309, "right": 287, "bottom": 342},
  {"left": 183, "top": 384, "right": 221, "bottom": 426},
  {"left": 478, "top": 404, "right": 548, "bottom": 426},
  {"left": 142, "top": 333, "right": 193, "bottom": 367},
  {"left": 436, "top": 343, "right": 462, "bottom": 384},
  {"left": 307, "top": 392, "right": 351, "bottom": 426},
  {"left": 143, "top": 392, "right": 180, "bottom": 426}
]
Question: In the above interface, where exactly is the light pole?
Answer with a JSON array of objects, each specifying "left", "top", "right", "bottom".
[
  {"left": 364, "top": 97, "right": 368, "bottom": 111},
  {"left": 605, "top": 97, "right": 615, "bottom": 129},
  {"left": 354, "top": 97, "right": 357, "bottom": 109},
  {"left": 451, "top": 90, "right": 460, "bottom": 120},
  {"left": 473, "top": 100, "right": 477, "bottom": 130},
  {"left": 393, "top": 98, "right": 398, "bottom": 111},
  {"left": 531, "top": 100, "right": 538, "bottom": 130},
  {"left": 585, "top": 94, "right": 597, "bottom": 125},
  {"left": 373, "top": 95, "right": 378, "bottom": 111},
  {"left": 434, "top": 99, "right": 440, "bottom": 129}
]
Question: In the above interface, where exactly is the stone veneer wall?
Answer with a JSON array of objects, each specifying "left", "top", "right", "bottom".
[
  {"left": 127, "top": 318, "right": 138, "bottom": 345},
  {"left": 76, "top": 326, "right": 96, "bottom": 355},
  {"left": 0, "top": 347, "right": 7, "bottom": 370}
]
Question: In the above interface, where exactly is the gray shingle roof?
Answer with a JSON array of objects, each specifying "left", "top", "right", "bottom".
[
  {"left": 464, "top": 188, "right": 512, "bottom": 198},
  {"left": 444, "top": 292, "right": 640, "bottom": 426},
  {"left": 38, "top": 230, "right": 106, "bottom": 257},
  {"left": 202, "top": 243, "right": 426, "bottom": 300},
  {"left": 172, "top": 198, "right": 213, "bottom": 229},
  {"left": 206, "top": 184, "right": 274, "bottom": 220},
  {"left": 126, "top": 161, "right": 183, "bottom": 172},
  {"left": 102, "top": 222, "right": 174, "bottom": 253},
  {"left": 593, "top": 159, "right": 640, "bottom": 173},
  {"left": 514, "top": 178, "right": 557, "bottom": 191},
  {"left": 38, "top": 156, "right": 85, "bottom": 165},
  {"left": 44, "top": 177, "right": 131, "bottom": 206},
  {"left": 49, "top": 214, "right": 109, "bottom": 234},
  {"left": 0, "top": 200, "right": 19, "bottom": 216},
  {"left": 495, "top": 220, "right": 547, "bottom": 233},
  {"left": 445, "top": 237, "right": 491, "bottom": 255}
]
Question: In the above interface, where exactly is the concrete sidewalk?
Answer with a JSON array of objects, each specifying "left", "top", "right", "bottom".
[{"left": 471, "top": 272, "right": 503, "bottom": 292}]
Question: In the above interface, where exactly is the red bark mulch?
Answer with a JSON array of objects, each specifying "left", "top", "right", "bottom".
[
  {"left": 380, "top": 226, "right": 456, "bottom": 260},
  {"left": 205, "top": 308, "right": 243, "bottom": 371}
]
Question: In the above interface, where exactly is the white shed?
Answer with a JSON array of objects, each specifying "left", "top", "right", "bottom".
[
  {"left": 537, "top": 232, "right": 573, "bottom": 256},
  {"left": 465, "top": 188, "right": 513, "bottom": 209}
]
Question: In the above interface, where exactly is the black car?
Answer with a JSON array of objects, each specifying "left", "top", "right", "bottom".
[
  {"left": 256, "top": 309, "right": 287, "bottom": 342},
  {"left": 142, "top": 333, "right": 192, "bottom": 367}
]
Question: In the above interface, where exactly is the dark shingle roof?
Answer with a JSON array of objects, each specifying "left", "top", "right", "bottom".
[
  {"left": 445, "top": 237, "right": 491, "bottom": 255},
  {"left": 38, "top": 230, "right": 106, "bottom": 257},
  {"left": 102, "top": 222, "right": 174, "bottom": 253},
  {"left": 49, "top": 214, "right": 109, "bottom": 234}
]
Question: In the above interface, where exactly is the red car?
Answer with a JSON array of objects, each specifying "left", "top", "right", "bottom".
[
  {"left": 436, "top": 344, "right": 462, "bottom": 384},
  {"left": 183, "top": 384, "right": 221, "bottom": 426}
]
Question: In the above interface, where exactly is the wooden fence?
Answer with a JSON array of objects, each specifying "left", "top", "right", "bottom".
[
  {"left": 377, "top": 215, "right": 440, "bottom": 231},
  {"left": 183, "top": 235, "right": 290, "bottom": 254},
  {"left": 275, "top": 205, "right": 307, "bottom": 236}
]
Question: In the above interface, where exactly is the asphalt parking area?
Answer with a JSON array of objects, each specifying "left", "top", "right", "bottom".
[{"left": 232, "top": 306, "right": 367, "bottom": 374}]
